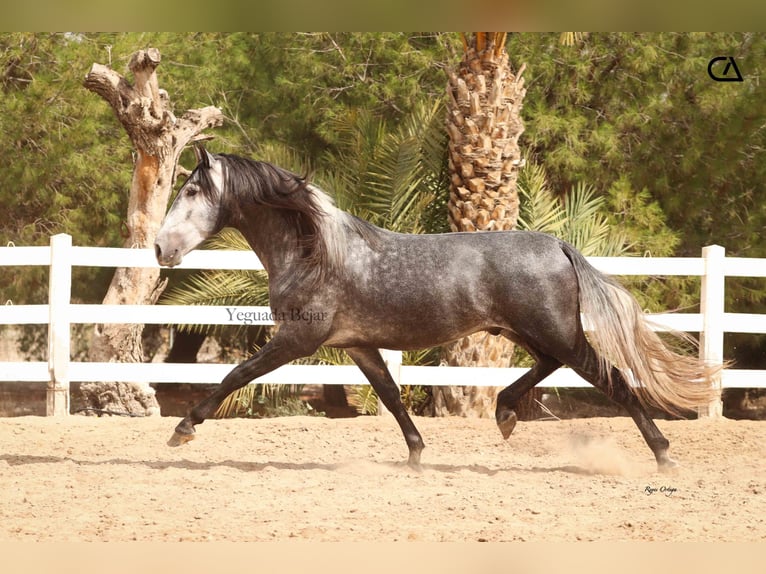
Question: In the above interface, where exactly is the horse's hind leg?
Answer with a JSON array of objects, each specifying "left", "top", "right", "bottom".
[
  {"left": 495, "top": 354, "right": 561, "bottom": 439},
  {"left": 607, "top": 370, "right": 677, "bottom": 471},
  {"left": 573, "top": 359, "right": 677, "bottom": 472},
  {"left": 345, "top": 347, "right": 425, "bottom": 470}
]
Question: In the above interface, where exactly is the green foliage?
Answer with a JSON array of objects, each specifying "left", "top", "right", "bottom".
[
  {"left": 603, "top": 176, "right": 679, "bottom": 258},
  {"left": 1, "top": 34, "right": 129, "bottom": 304},
  {"left": 514, "top": 33, "right": 766, "bottom": 262},
  {"left": 4, "top": 32, "right": 766, "bottom": 368},
  {"left": 320, "top": 98, "right": 449, "bottom": 234},
  {"left": 602, "top": 176, "right": 697, "bottom": 313},
  {"left": 217, "top": 33, "right": 460, "bottom": 159},
  {"left": 517, "top": 159, "right": 629, "bottom": 257}
]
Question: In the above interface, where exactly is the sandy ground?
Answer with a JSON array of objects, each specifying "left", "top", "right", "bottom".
[{"left": 0, "top": 414, "right": 764, "bottom": 542}]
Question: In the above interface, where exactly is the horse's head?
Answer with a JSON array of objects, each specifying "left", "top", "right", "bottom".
[{"left": 155, "top": 145, "right": 225, "bottom": 267}]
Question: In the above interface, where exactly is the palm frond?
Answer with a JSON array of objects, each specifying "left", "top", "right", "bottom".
[
  {"left": 299, "top": 346, "right": 352, "bottom": 366},
  {"left": 205, "top": 227, "right": 251, "bottom": 251},
  {"left": 326, "top": 98, "right": 447, "bottom": 235},
  {"left": 350, "top": 386, "right": 379, "bottom": 416},
  {"left": 561, "top": 182, "right": 628, "bottom": 257},
  {"left": 321, "top": 108, "right": 387, "bottom": 207},
  {"left": 253, "top": 141, "right": 314, "bottom": 176},
  {"left": 216, "top": 382, "right": 310, "bottom": 419},
  {"left": 364, "top": 135, "right": 425, "bottom": 230},
  {"left": 161, "top": 270, "right": 268, "bottom": 308},
  {"left": 216, "top": 384, "right": 257, "bottom": 418},
  {"left": 517, "top": 160, "right": 565, "bottom": 235},
  {"left": 518, "top": 160, "right": 629, "bottom": 257}
]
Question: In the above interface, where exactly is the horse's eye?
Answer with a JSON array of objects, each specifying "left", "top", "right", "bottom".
[{"left": 186, "top": 187, "right": 198, "bottom": 197}]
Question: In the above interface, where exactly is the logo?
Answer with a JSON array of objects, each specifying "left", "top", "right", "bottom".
[{"left": 708, "top": 56, "right": 743, "bottom": 82}]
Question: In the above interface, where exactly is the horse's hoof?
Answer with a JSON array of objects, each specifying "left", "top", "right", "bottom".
[
  {"left": 497, "top": 410, "right": 518, "bottom": 440},
  {"left": 407, "top": 450, "right": 423, "bottom": 472},
  {"left": 658, "top": 456, "right": 679, "bottom": 474},
  {"left": 168, "top": 431, "right": 195, "bottom": 447}
]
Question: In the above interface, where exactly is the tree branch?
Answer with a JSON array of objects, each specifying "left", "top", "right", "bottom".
[
  {"left": 172, "top": 106, "right": 225, "bottom": 155},
  {"left": 129, "top": 49, "right": 163, "bottom": 120},
  {"left": 83, "top": 62, "right": 135, "bottom": 115},
  {"left": 84, "top": 51, "right": 179, "bottom": 157}
]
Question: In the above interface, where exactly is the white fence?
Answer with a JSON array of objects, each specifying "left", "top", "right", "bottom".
[{"left": 2, "top": 233, "right": 766, "bottom": 417}]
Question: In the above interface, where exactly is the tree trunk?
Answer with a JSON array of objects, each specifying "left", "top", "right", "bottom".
[
  {"left": 165, "top": 329, "right": 207, "bottom": 363},
  {"left": 80, "top": 49, "right": 224, "bottom": 416},
  {"left": 434, "top": 33, "right": 541, "bottom": 420}
]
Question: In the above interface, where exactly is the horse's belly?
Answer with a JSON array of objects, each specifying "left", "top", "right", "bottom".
[{"left": 323, "top": 310, "right": 486, "bottom": 350}]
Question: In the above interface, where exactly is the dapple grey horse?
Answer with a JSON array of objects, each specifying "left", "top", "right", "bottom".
[{"left": 154, "top": 147, "right": 719, "bottom": 472}]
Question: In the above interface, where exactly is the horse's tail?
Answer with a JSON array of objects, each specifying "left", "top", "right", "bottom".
[{"left": 560, "top": 241, "right": 722, "bottom": 415}]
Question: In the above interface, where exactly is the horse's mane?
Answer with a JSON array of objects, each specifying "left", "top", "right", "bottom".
[{"left": 211, "top": 154, "right": 382, "bottom": 287}]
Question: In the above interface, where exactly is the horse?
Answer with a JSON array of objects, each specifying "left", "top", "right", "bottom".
[{"left": 154, "top": 146, "right": 720, "bottom": 472}]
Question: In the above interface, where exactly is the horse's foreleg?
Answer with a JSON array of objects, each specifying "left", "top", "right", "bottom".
[
  {"left": 495, "top": 356, "right": 561, "bottom": 439},
  {"left": 168, "top": 334, "right": 318, "bottom": 446},
  {"left": 346, "top": 347, "right": 425, "bottom": 470}
]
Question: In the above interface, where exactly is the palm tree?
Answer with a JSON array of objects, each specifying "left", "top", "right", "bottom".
[{"left": 435, "top": 33, "right": 530, "bottom": 418}]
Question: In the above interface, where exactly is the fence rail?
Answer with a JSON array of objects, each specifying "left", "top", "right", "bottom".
[{"left": 2, "top": 234, "right": 766, "bottom": 417}]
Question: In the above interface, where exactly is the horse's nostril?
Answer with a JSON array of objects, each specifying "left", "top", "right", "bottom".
[{"left": 154, "top": 243, "right": 162, "bottom": 261}]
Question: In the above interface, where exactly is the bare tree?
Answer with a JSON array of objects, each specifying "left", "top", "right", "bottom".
[{"left": 81, "top": 48, "right": 223, "bottom": 415}]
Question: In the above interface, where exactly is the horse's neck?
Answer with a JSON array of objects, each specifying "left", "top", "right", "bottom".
[{"left": 234, "top": 206, "right": 300, "bottom": 277}]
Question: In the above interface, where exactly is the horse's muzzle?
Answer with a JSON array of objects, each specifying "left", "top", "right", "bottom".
[{"left": 154, "top": 242, "right": 181, "bottom": 268}]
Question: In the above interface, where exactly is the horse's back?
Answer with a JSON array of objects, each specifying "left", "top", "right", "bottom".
[
  {"left": 323, "top": 229, "right": 580, "bottom": 349},
  {"left": 367, "top": 229, "right": 576, "bottom": 301}
]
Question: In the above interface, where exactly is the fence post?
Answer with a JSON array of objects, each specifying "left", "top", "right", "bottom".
[
  {"left": 377, "top": 349, "right": 403, "bottom": 416},
  {"left": 47, "top": 233, "right": 72, "bottom": 416},
  {"left": 699, "top": 244, "right": 725, "bottom": 419}
]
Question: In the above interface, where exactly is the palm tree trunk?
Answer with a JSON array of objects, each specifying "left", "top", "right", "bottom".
[{"left": 435, "top": 33, "right": 541, "bottom": 420}]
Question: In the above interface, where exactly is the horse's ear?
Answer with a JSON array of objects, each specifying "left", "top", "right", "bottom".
[
  {"left": 193, "top": 144, "right": 212, "bottom": 168},
  {"left": 204, "top": 148, "right": 217, "bottom": 168}
]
